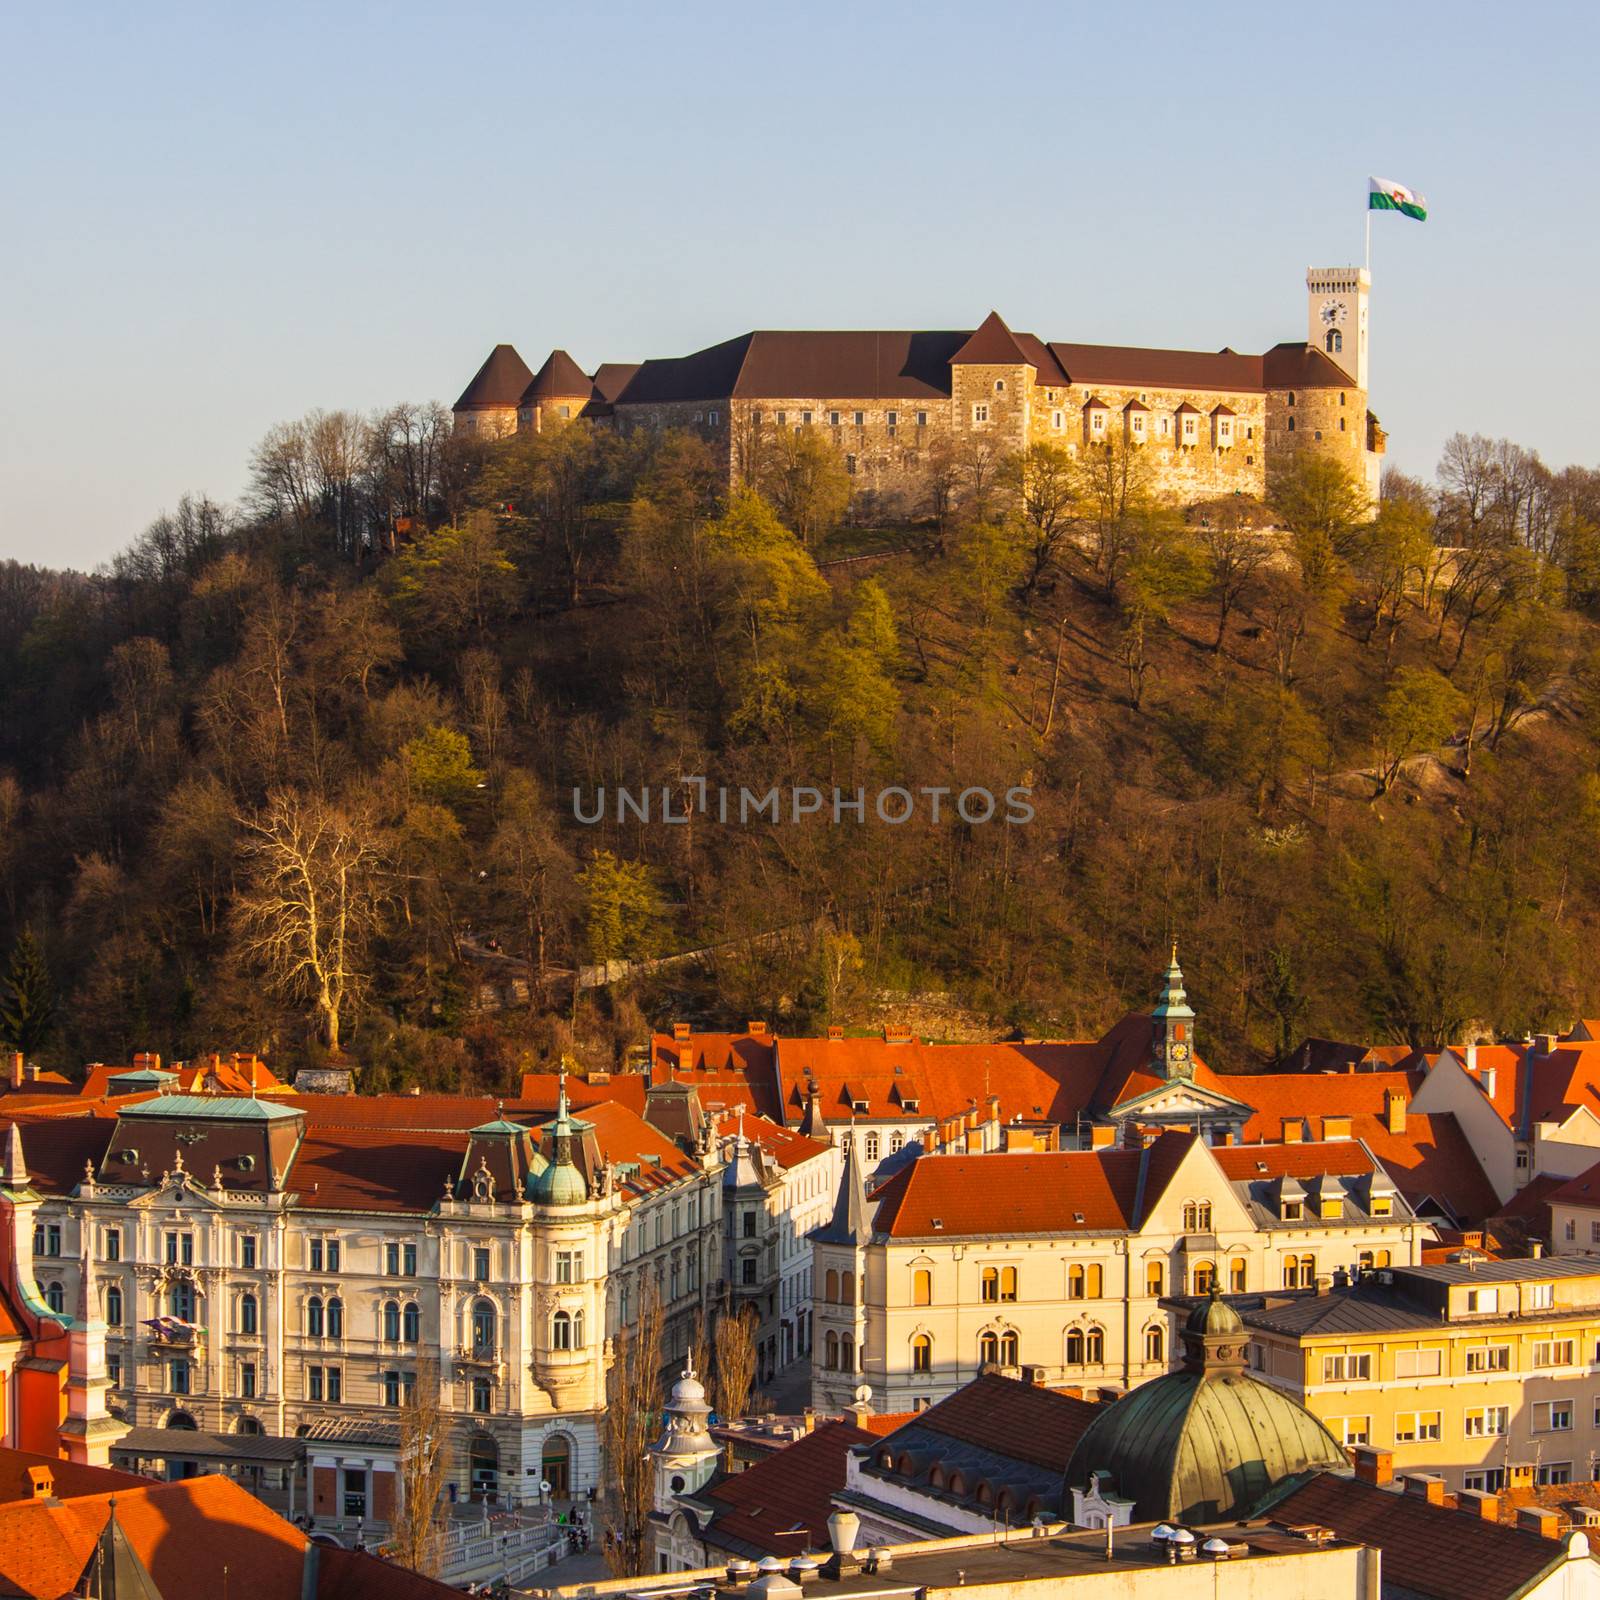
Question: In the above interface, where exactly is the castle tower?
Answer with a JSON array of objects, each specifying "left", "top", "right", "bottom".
[
  {"left": 1306, "top": 267, "right": 1369, "bottom": 390},
  {"left": 1151, "top": 947, "right": 1196, "bottom": 1082}
]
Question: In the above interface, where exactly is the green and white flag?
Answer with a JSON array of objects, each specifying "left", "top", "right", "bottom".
[{"left": 1369, "top": 176, "right": 1427, "bottom": 220}]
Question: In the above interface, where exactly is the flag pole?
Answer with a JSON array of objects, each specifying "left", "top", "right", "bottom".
[{"left": 1365, "top": 196, "right": 1371, "bottom": 276}]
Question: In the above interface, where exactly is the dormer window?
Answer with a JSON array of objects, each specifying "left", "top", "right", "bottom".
[
  {"left": 852, "top": 1097, "right": 870, "bottom": 1114},
  {"left": 1181, "top": 416, "right": 1197, "bottom": 442},
  {"left": 1091, "top": 411, "right": 1105, "bottom": 434},
  {"left": 1129, "top": 413, "right": 1147, "bottom": 441},
  {"left": 1282, "top": 1200, "right": 1303, "bottom": 1221}
]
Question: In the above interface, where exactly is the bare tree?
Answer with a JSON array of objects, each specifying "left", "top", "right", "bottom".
[
  {"left": 1193, "top": 500, "right": 1270, "bottom": 653},
  {"left": 713, "top": 1306, "right": 760, "bottom": 1423},
  {"left": 390, "top": 1359, "right": 449, "bottom": 1577},
  {"left": 601, "top": 1282, "right": 664, "bottom": 1578},
  {"left": 233, "top": 789, "right": 388, "bottom": 1052}
]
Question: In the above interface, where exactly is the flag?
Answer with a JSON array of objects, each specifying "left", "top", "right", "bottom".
[{"left": 1369, "top": 176, "right": 1427, "bottom": 221}]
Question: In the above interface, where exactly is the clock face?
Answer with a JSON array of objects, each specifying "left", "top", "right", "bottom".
[
  {"left": 1170, "top": 1042, "right": 1191, "bottom": 1063},
  {"left": 1320, "top": 298, "right": 1347, "bottom": 327}
]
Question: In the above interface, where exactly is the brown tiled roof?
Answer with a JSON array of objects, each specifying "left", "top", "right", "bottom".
[
  {"left": 519, "top": 349, "right": 594, "bottom": 403},
  {"left": 873, "top": 1372, "right": 1101, "bottom": 1474},
  {"left": 0, "top": 1450, "right": 145, "bottom": 1505},
  {"left": 288, "top": 1128, "right": 463, "bottom": 1212},
  {"left": 949, "top": 312, "right": 1030, "bottom": 368},
  {"left": 700, "top": 1421, "right": 878, "bottom": 1555},
  {"left": 1051, "top": 343, "right": 1266, "bottom": 392},
  {"left": 454, "top": 344, "right": 534, "bottom": 410},
  {"left": 1261, "top": 342, "right": 1357, "bottom": 390},
  {"left": 1213, "top": 1141, "right": 1379, "bottom": 1183},
  {"left": 316, "top": 1544, "right": 465, "bottom": 1598},
  {"left": 1268, "top": 1472, "right": 1569, "bottom": 1600},
  {"left": 590, "top": 362, "right": 641, "bottom": 404},
  {"left": 4, "top": 1116, "right": 115, "bottom": 1195}
]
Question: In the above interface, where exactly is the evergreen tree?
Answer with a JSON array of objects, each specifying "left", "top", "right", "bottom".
[{"left": 0, "top": 929, "right": 56, "bottom": 1056}]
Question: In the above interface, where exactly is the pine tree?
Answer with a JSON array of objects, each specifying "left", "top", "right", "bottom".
[{"left": 0, "top": 929, "right": 56, "bottom": 1056}]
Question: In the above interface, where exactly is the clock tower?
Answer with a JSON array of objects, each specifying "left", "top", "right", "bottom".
[
  {"left": 1306, "top": 266, "right": 1369, "bottom": 390},
  {"left": 1152, "top": 947, "right": 1196, "bottom": 1082}
]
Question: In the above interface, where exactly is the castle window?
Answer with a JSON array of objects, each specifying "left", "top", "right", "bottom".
[
  {"left": 1182, "top": 416, "right": 1197, "bottom": 441},
  {"left": 846, "top": 454, "right": 857, "bottom": 475},
  {"left": 887, "top": 410, "right": 898, "bottom": 428},
  {"left": 776, "top": 411, "right": 787, "bottom": 426},
  {"left": 1326, "top": 330, "right": 1343, "bottom": 354},
  {"left": 1287, "top": 392, "right": 1296, "bottom": 406},
  {"left": 830, "top": 411, "right": 841, "bottom": 427},
  {"left": 916, "top": 411, "right": 928, "bottom": 428},
  {"left": 994, "top": 379, "right": 1005, "bottom": 392},
  {"left": 1340, "top": 392, "right": 1347, "bottom": 405},
  {"left": 801, "top": 411, "right": 813, "bottom": 426},
  {"left": 1158, "top": 416, "right": 1170, "bottom": 437},
  {"left": 1090, "top": 411, "right": 1105, "bottom": 434},
  {"left": 558, "top": 404, "right": 572, "bottom": 419},
  {"left": 1340, "top": 418, "right": 1346, "bottom": 431},
  {"left": 1287, "top": 416, "right": 1296, "bottom": 433},
  {"left": 854, "top": 411, "right": 864, "bottom": 426},
  {"left": 1052, "top": 411, "right": 1063, "bottom": 430},
  {"left": 972, "top": 403, "right": 990, "bottom": 425},
  {"left": 708, "top": 409, "right": 720, "bottom": 426}
]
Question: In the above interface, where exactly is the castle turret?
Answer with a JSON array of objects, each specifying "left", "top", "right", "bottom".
[
  {"left": 453, "top": 344, "right": 535, "bottom": 440},
  {"left": 517, "top": 350, "right": 596, "bottom": 432}
]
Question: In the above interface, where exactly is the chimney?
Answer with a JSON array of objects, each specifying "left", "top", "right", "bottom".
[
  {"left": 1518, "top": 1506, "right": 1562, "bottom": 1540},
  {"left": 1281, "top": 1117, "right": 1304, "bottom": 1144},
  {"left": 1536, "top": 1034, "right": 1557, "bottom": 1056},
  {"left": 1458, "top": 1490, "right": 1500, "bottom": 1522},
  {"left": 1321, "top": 1115, "right": 1352, "bottom": 1141},
  {"left": 1403, "top": 1474, "right": 1446, "bottom": 1506},
  {"left": 802, "top": 1407, "right": 816, "bottom": 1434},
  {"left": 1352, "top": 1447, "right": 1394, "bottom": 1486},
  {"left": 1465, "top": 1041, "right": 1478, "bottom": 1071},
  {"left": 1530, "top": 1240, "right": 1545, "bottom": 1259},
  {"left": 1384, "top": 1089, "right": 1407, "bottom": 1135},
  {"left": 747, "top": 1020, "right": 768, "bottom": 1038},
  {"left": 1089, "top": 1126, "right": 1117, "bottom": 1150},
  {"left": 672, "top": 1022, "right": 691, "bottom": 1042},
  {"left": 1216, "top": 1129, "right": 1235, "bottom": 1145},
  {"left": 23, "top": 1060, "right": 37, "bottom": 1083},
  {"left": 7, "top": 1054, "right": 21, "bottom": 1090},
  {"left": 827, "top": 1025, "right": 844, "bottom": 1041},
  {"left": 26, "top": 1466, "right": 51, "bottom": 1500},
  {"left": 1482, "top": 1066, "right": 1497, "bottom": 1098}
]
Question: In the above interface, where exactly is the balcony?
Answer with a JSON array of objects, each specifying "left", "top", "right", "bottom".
[
  {"left": 455, "top": 1342, "right": 502, "bottom": 1372},
  {"left": 143, "top": 1317, "right": 201, "bottom": 1351}
]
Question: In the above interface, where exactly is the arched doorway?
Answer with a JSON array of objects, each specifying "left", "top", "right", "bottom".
[
  {"left": 469, "top": 1434, "right": 500, "bottom": 1503},
  {"left": 541, "top": 1433, "right": 571, "bottom": 1499},
  {"left": 163, "top": 1409, "right": 199, "bottom": 1481}
]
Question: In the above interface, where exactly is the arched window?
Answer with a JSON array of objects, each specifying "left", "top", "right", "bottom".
[
  {"left": 979, "top": 1331, "right": 999, "bottom": 1366},
  {"left": 45, "top": 1282, "right": 64, "bottom": 1313},
  {"left": 1000, "top": 1331, "right": 1018, "bottom": 1365},
  {"left": 1301, "top": 1254, "right": 1316, "bottom": 1285},
  {"left": 327, "top": 1297, "right": 343, "bottom": 1338},
  {"left": 472, "top": 1377, "right": 492, "bottom": 1414},
  {"left": 1193, "top": 1262, "right": 1215, "bottom": 1295},
  {"left": 1230, "top": 1258, "right": 1247, "bottom": 1293},
  {"left": 1144, "top": 1325, "right": 1164, "bottom": 1364},
  {"left": 840, "top": 1333, "right": 854, "bottom": 1372},
  {"left": 1326, "top": 329, "right": 1343, "bottom": 354},
  {"left": 1288, "top": 416, "right": 1296, "bottom": 433},
  {"left": 912, "top": 1269, "right": 931, "bottom": 1307},
  {"left": 553, "top": 1311, "right": 573, "bottom": 1350},
  {"left": 571, "top": 1310, "right": 585, "bottom": 1349},
  {"left": 1181, "top": 1201, "right": 1212, "bottom": 1233},
  {"left": 889, "top": 1132, "right": 904, "bottom": 1154},
  {"left": 824, "top": 1269, "right": 839, "bottom": 1304},
  {"left": 168, "top": 1281, "right": 195, "bottom": 1322},
  {"left": 1146, "top": 1261, "right": 1164, "bottom": 1297},
  {"left": 307, "top": 1296, "right": 324, "bottom": 1337},
  {"left": 382, "top": 1300, "right": 400, "bottom": 1342},
  {"left": 1086, "top": 1326, "right": 1104, "bottom": 1364},
  {"left": 912, "top": 1334, "right": 932, "bottom": 1373},
  {"left": 472, "top": 1298, "right": 495, "bottom": 1352},
  {"left": 402, "top": 1302, "right": 420, "bottom": 1343},
  {"left": 825, "top": 1331, "right": 839, "bottom": 1370},
  {"left": 981, "top": 1267, "right": 999, "bottom": 1302},
  {"left": 841, "top": 1270, "right": 855, "bottom": 1305},
  {"left": 1065, "top": 1328, "right": 1085, "bottom": 1365},
  {"left": 106, "top": 1284, "right": 123, "bottom": 1327},
  {"left": 1283, "top": 1257, "right": 1299, "bottom": 1289},
  {"left": 240, "top": 1293, "right": 258, "bottom": 1335}
]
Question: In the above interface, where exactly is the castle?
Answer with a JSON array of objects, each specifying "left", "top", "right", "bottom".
[{"left": 455, "top": 267, "right": 1385, "bottom": 514}]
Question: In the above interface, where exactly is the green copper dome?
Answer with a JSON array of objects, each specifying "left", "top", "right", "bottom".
[
  {"left": 1065, "top": 1288, "right": 1348, "bottom": 1524},
  {"left": 530, "top": 1071, "right": 588, "bottom": 1207}
]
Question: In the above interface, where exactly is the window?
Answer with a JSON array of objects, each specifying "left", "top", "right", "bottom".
[
  {"left": 307, "top": 1296, "right": 324, "bottom": 1337},
  {"left": 1533, "top": 1339, "right": 1575, "bottom": 1368},
  {"left": 1192, "top": 1263, "right": 1215, "bottom": 1295},
  {"left": 327, "top": 1297, "right": 343, "bottom": 1338},
  {"left": 106, "top": 1285, "right": 123, "bottom": 1327},
  {"left": 1144, "top": 1325, "right": 1164, "bottom": 1364},
  {"left": 981, "top": 1267, "right": 999, "bottom": 1302},
  {"left": 1329, "top": 1417, "right": 1370, "bottom": 1446},
  {"left": 1534, "top": 1400, "right": 1574, "bottom": 1432},
  {"left": 34, "top": 1223, "right": 61, "bottom": 1257},
  {"left": 824, "top": 1269, "right": 839, "bottom": 1304},
  {"left": 1146, "top": 1261, "right": 1164, "bottom": 1297},
  {"left": 170, "top": 1359, "right": 190, "bottom": 1395},
  {"left": 240, "top": 1293, "right": 258, "bottom": 1336},
  {"left": 309, "top": 1366, "right": 325, "bottom": 1402},
  {"left": 864, "top": 1132, "right": 879, "bottom": 1160},
  {"left": 1181, "top": 1202, "right": 1213, "bottom": 1232},
  {"left": 309, "top": 1240, "right": 323, "bottom": 1272},
  {"left": 1182, "top": 416, "right": 1197, "bottom": 441},
  {"left": 555, "top": 1249, "right": 581, "bottom": 1283},
  {"left": 553, "top": 1310, "right": 574, "bottom": 1350},
  {"left": 887, "top": 411, "right": 898, "bottom": 431},
  {"left": 1591, "top": 1221, "right": 1599, "bottom": 1244},
  {"left": 383, "top": 1370, "right": 415, "bottom": 1408},
  {"left": 383, "top": 1301, "right": 400, "bottom": 1342},
  {"left": 801, "top": 411, "right": 813, "bottom": 427},
  {"left": 1465, "top": 1469, "right": 1506, "bottom": 1493},
  {"left": 708, "top": 409, "right": 719, "bottom": 426},
  {"left": 912, "top": 1334, "right": 932, "bottom": 1373},
  {"left": 1394, "top": 1411, "right": 1441, "bottom": 1442},
  {"left": 1052, "top": 410, "right": 1064, "bottom": 431},
  {"left": 385, "top": 1243, "right": 398, "bottom": 1275},
  {"left": 993, "top": 379, "right": 1005, "bottom": 393},
  {"left": 1282, "top": 1200, "right": 1303, "bottom": 1221},
  {"left": 107, "top": 1354, "right": 121, "bottom": 1387},
  {"left": 853, "top": 411, "right": 864, "bottom": 427},
  {"left": 472, "top": 1299, "right": 495, "bottom": 1352},
  {"left": 1465, "top": 1406, "right": 1510, "bottom": 1438},
  {"left": 1230, "top": 1258, "right": 1247, "bottom": 1293},
  {"left": 1395, "top": 1349, "right": 1441, "bottom": 1379},
  {"left": 776, "top": 411, "right": 787, "bottom": 426},
  {"left": 241, "top": 1362, "right": 256, "bottom": 1399},
  {"left": 1090, "top": 410, "right": 1106, "bottom": 434},
  {"left": 472, "top": 1377, "right": 492, "bottom": 1414},
  {"left": 1066, "top": 1327, "right": 1085, "bottom": 1365},
  {"left": 45, "top": 1281, "right": 63, "bottom": 1313},
  {"left": 168, "top": 1281, "right": 195, "bottom": 1322},
  {"left": 402, "top": 1302, "right": 420, "bottom": 1343},
  {"left": 105, "top": 1228, "right": 121, "bottom": 1262},
  {"left": 1287, "top": 416, "right": 1296, "bottom": 433},
  {"left": 1538, "top": 1462, "right": 1574, "bottom": 1487},
  {"left": 829, "top": 411, "right": 840, "bottom": 427},
  {"left": 1465, "top": 1288, "right": 1499, "bottom": 1314},
  {"left": 1326, "top": 329, "right": 1343, "bottom": 354},
  {"left": 474, "top": 1247, "right": 491, "bottom": 1281},
  {"left": 841, "top": 1333, "right": 855, "bottom": 1371},
  {"left": 913, "top": 1268, "right": 931, "bottom": 1306},
  {"left": 741, "top": 1258, "right": 756, "bottom": 1286},
  {"left": 240, "top": 1237, "right": 255, "bottom": 1270},
  {"left": 327, "top": 1366, "right": 342, "bottom": 1403},
  {"left": 1068, "top": 1264, "right": 1103, "bottom": 1299},
  {"left": 972, "top": 403, "right": 990, "bottom": 425},
  {"left": 999, "top": 1266, "right": 1017, "bottom": 1301},
  {"left": 1528, "top": 1282, "right": 1555, "bottom": 1310},
  {"left": 916, "top": 411, "right": 928, "bottom": 428},
  {"left": 1322, "top": 1353, "right": 1372, "bottom": 1383},
  {"left": 165, "top": 1233, "right": 183, "bottom": 1265},
  {"left": 1465, "top": 1346, "right": 1510, "bottom": 1373},
  {"left": 825, "top": 1331, "right": 839, "bottom": 1370}
]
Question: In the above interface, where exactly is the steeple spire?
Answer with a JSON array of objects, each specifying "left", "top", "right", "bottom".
[
  {"left": 817, "top": 1134, "right": 872, "bottom": 1246},
  {"left": 2, "top": 1122, "right": 28, "bottom": 1189},
  {"left": 1151, "top": 949, "right": 1196, "bottom": 1081}
]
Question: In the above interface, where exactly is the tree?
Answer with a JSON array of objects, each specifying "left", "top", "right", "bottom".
[
  {"left": 487, "top": 771, "right": 576, "bottom": 1007},
  {"left": 1372, "top": 667, "right": 1465, "bottom": 797},
  {"left": 713, "top": 1306, "right": 760, "bottom": 1421},
  {"left": 1352, "top": 497, "right": 1434, "bottom": 661},
  {"left": 1115, "top": 518, "right": 1207, "bottom": 709},
  {"left": 390, "top": 1359, "right": 449, "bottom": 1577},
  {"left": 233, "top": 790, "right": 388, "bottom": 1052},
  {"left": 402, "top": 725, "right": 485, "bottom": 807},
  {"left": 0, "top": 930, "right": 56, "bottom": 1057},
  {"left": 757, "top": 429, "right": 851, "bottom": 548},
  {"left": 1194, "top": 500, "right": 1270, "bottom": 653},
  {"left": 998, "top": 443, "right": 1076, "bottom": 597},
  {"left": 1073, "top": 436, "right": 1156, "bottom": 598},
  {"left": 578, "top": 851, "right": 661, "bottom": 967},
  {"left": 601, "top": 1283, "right": 663, "bottom": 1578},
  {"left": 389, "top": 515, "right": 520, "bottom": 642}
]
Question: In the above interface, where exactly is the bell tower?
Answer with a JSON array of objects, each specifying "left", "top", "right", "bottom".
[
  {"left": 1151, "top": 947, "right": 1196, "bottom": 1082},
  {"left": 1306, "top": 267, "right": 1369, "bottom": 390}
]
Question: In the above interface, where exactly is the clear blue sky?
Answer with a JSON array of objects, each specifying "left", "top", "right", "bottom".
[{"left": 2, "top": 0, "right": 1592, "bottom": 570}]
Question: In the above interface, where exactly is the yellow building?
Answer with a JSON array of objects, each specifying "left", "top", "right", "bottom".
[{"left": 1230, "top": 1255, "right": 1600, "bottom": 1493}]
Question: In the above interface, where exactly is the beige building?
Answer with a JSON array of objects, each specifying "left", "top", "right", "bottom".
[
  {"left": 1234, "top": 1255, "right": 1600, "bottom": 1494},
  {"left": 810, "top": 1128, "right": 1427, "bottom": 1415}
]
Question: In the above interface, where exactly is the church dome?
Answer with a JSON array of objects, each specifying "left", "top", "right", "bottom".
[{"left": 1064, "top": 1289, "right": 1347, "bottom": 1525}]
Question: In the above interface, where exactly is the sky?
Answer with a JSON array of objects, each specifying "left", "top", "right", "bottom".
[{"left": 1, "top": 0, "right": 1594, "bottom": 571}]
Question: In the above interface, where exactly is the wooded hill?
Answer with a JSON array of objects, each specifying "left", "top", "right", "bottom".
[{"left": 3, "top": 407, "right": 1599, "bottom": 1091}]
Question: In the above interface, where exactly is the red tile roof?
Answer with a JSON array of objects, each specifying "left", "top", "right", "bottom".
[
  {"left": 648, "top": 1033, "right": 780, "bottom": 1121},
  {"left": 701, "top": 1420, "right": 879, "bottom": 1555},
  {"left": 717, "top": 1111, "right": 832, "bottom": 1171},
  {"left": 0, "top": 1450, "right": 144, "bottom": 1505},
  {"left": 1269, "top": 1472, "right": 1567, "bottom": 1600},
  {"left": 1212, "top": 1141, "right": 1379, "bottom": 1183},
  {"left": 873, "top": 1372, "right": 1101, "bottom": 1474},
  {"left": 288, "top": 1127, "right": 464, "bottom": 1212}
]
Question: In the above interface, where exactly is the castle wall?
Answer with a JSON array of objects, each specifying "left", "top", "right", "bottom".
[
  {"left": 453, "top": 406, "right": 520, "bottom": 440},
  {"left": 1263, "top": 382, "right": 1373, "bottom": 494}
]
